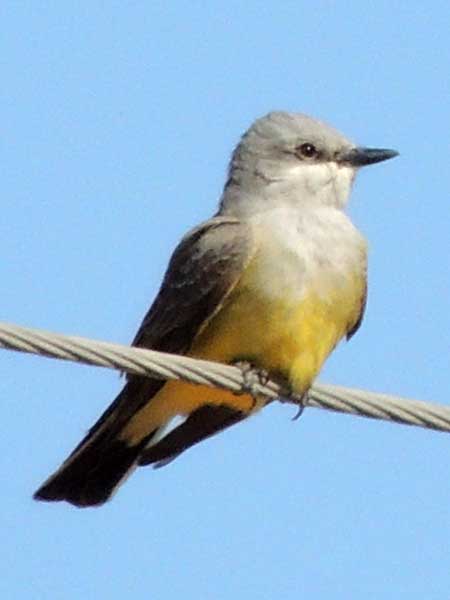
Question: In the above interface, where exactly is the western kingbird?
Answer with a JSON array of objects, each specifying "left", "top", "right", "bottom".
[{"left": 34, "top": 111, "right": 398, "bottom": 507}]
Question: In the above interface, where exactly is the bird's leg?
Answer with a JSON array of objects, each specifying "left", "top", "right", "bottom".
[
  {"left": 277, "top": 387, "right": 310, "bottom": 421},
  {"left": 291, "top": 391, "right": 310, "bottom": 421},
  {"left": 232, "top": 360, "right": 270, "bottom": 410},
  {"left": 232, "top": 360, "right": 308, "bottom": 418}
]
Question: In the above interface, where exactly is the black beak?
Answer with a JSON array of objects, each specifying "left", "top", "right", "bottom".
[{"left": 339, "top": 147, "right": 399, "bottom": 167}]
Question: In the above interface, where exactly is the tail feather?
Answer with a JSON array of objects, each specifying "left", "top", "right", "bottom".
[
  {"left": 34, "top": 378, "right": 162, "bottom": 507},
  {"left": 34, "top": 437, "right": 148, "bottom": 507},
  {"left": 139, "top": 404, "right": 245, "bottom": 467},
  {"left": 34, "top": 380, "right": 250, "bottom": 507}
]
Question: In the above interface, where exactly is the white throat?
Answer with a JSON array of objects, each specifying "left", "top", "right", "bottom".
[{"left": 220, "top": 161, "right": 356, "bottom": 218}]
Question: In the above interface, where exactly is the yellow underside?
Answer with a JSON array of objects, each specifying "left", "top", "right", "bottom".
[{"left": 121, "top": 263, "right": 363, "bottom": 444}]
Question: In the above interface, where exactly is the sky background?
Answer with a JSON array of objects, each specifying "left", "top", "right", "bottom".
[{"left": 1, "top": 2, "right": 449, "bottom": 599}]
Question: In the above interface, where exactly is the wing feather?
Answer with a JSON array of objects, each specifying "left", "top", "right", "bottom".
[
  {"left": 81, "top": 216, "right": 256, "bottom": 438},
  {"left": 131, "top": 215, "right": 255, "bottom": 354}
]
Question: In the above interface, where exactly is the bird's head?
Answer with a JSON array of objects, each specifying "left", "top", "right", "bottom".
[{"left": 221, "top": 111, "right": 398, "bottom": 215}]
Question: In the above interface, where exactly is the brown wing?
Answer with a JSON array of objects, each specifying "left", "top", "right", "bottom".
[
  {"left": 81, "top": 215, "right": 256, "bottom": 439},
  {"left": 131, "top": 215, "right": 254, "bottom": 355},
  {"left": 34, "top": 217, "right": 256, "bottom": 506},
  {"left": 346, "top": 279, "right": 368, "bottom": 340}
]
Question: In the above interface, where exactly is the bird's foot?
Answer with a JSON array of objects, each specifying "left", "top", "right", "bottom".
[
  {"left": 277, "top": 387, "right": 310, "bottom": 420},
  {"left": 233, "top": 360, "right": 269, "bottom": 398},
  {"left": 291, "top": 391, "right": 310, "bottom": 421}
]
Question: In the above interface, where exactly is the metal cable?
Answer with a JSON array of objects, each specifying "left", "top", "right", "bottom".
[{"left": 1, "top": 320, "right": 449, "bottom": 433}]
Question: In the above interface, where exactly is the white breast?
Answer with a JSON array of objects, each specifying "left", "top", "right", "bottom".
[{"left": 249, "top": 205, "right": 367, "bottom": 301}]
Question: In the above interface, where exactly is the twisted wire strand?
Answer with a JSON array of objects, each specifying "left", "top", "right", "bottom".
[{"left": 1, "top": 320, "right": 449, "bottom": 433}]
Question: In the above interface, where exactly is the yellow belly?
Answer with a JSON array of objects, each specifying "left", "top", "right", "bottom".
[
  {"left": 121, "top": 257, "right": 364, "bottom": 443},
  {"left": 192, "top": 274, "right": 361, "bottom": 393}
]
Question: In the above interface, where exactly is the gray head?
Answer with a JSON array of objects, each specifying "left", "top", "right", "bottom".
[{"left": 220, "top": 111, "right": 397, "bottom": 215}]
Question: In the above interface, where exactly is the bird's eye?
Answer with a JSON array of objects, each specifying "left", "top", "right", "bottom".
[{"left": 296, "top": 143, "right": 318, "bottom": 159}]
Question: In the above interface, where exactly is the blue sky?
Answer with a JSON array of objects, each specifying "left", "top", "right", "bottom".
[{"left": 1, "top": 2, "right": 449, "bottom": 598}]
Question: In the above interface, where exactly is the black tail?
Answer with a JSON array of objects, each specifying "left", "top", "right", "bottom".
[
  {"left": 139, "top": 404, "right": 245, "bottom": 467},
  {"left": 34, "top": 437, "right": 148, "bottom": 507},
  {"left": 35, "top": 379, "right": 250, "bottom": 507},
  {"left": 34, "top": 378, "right": 163, "bottom": 507}
]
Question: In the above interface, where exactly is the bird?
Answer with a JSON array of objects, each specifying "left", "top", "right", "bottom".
[{"left": 34, "top": 111, "right": 398, "bottom": 507}]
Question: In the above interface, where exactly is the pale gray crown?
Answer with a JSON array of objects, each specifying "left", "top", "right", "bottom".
[
  {"left": 226, "top": 111, "right": 353, "bottom": 184},
  {"left": 220, "top": 111, "right": 398, "bottom": 214}
]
